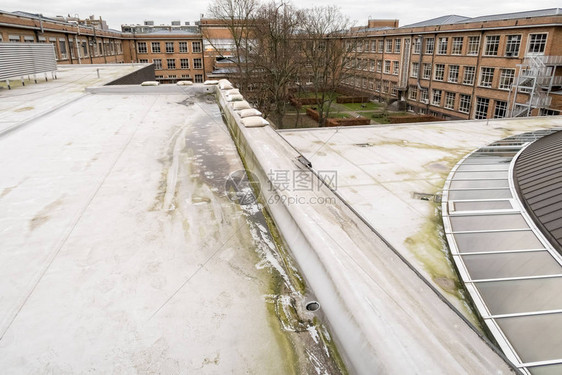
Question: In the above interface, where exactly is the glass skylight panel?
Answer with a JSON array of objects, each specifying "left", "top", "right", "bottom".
[
  {"left": 528, "top": 364, "right": 562, "bottom": 375},
  {"left": 456, "top": 164, "right": 510, "bottom": 171},
  {"left": 453, "top": 171, "right": 508, "bottom": 179},
  {"left": 454, "top": 231, "right": 543, "bottom": 252},
  {"left": 496, "top": 313, "right": 562, "bottom": 363},
  {"left": 462, "top": 156, "right": 512, "bottom": 164},
  {"left": 448, "top": 189, "right": 512, "bottom": 200},
  {"left": 453, "top": 200, "right": 512, "bottom": 211},
  {"left": 450, "top": 179, "right": 509, "bottom": 189},
  {"left": 450, "top": 214, "right": 528, "bottom": 232},
  {"left": 475, "top": 277, "right": 562, "bottom": 315},
  {"left": 461, "top": 251, "right": 562, "bottom": 280}
]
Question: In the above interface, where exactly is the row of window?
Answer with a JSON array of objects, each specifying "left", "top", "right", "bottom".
[
  {"left": 411, "top": 62, "right": 515, "bottom": 89},
  {"left": 0, "top": 34, "right": 123, "bottom": 60},
  {"left": 343, "top": 76, "right": 510, "bottom": 119},
  {"left": 409, "top": 88, "right": 507, "bottom": 118},
  {"left": 154, "top": 74, "right": 204, "bottom": 83},
  {"left": 139, "top": 58, "right": 203, "bottom": 70},
  {"left": 351, "top": 58, "right": 400, "bottom": 74},
  {"left": 353, "top": 33, "right": 547, "bottom": 58},
  {"left": 137, "top": 41, "right": 201, "bottom": 54}
]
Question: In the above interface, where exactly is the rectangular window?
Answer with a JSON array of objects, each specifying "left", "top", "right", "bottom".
[
  {"left": 357, "top": 41, "right": 363, "bottom": 52},
  {"left": 445, "top": 92, "right": 456, "bottom": 109},
  {"left": 479, "top": 67, "right": 495, "bottom": 87},
  {"left": 139, "top": 59, "right": 149, "bottom": 63},
  {"left": 420, "top": 88, "right": 429, "bottom": 103},
  {"left": 386, "top": 39, "right": 392, "bottom": 53},
  {"left": 168, "top": 75, "right": 176, "bottom": 79},
  {"left": 193, "top": 58, "right": 202, "bottom": 69},
  {"left": 378, "top": 40, "right": 384, "bottom": 53},
  {"left": 9, "top": 35, "right": 20, "bottom": 42},
  {"left": 411, "top": 62, "right": 419, "bottom": 78},
  {"left": 395, "top": 39, "right": 401, "bottom": 54},
  {"left": 409, "top": 86, "right": 418, "bottom": 100},
  {"left": 505, "top": 35, "right": 521, "bottom": 57},
  {"left": 362, "top": 77, "right": 368, "bottom": 89},
  {"left": 432, "top": 89, "right": 442, "bottom": 106},
  {"left": 528, "top": 33, "right": 547, "bottom": 54},
  {"left": 422, "top": 63, "right": 432, "bottom": 79},
  {"left": 151, "top": 42, "right": 161, "bottom": 53},
  {"left": 448, "top": 65, "right": 459, "bottom": 83},
  {"left": 475, "top": 97, "right": 490, "bottom": 119},
  {"left": 180, "top": 58, "right": 189, "bottom": 69},
  {"left": 384, "top": 60, "right": 391, "bottom": 73},
  {"left": 153, "top": 58, "right": 162, "bottom": 70},
  {"left": 166, "top": 42, "right": 174, "bottom": 53},
  {"left": 393, "top": 61, "right": 399, "bottom": 75},
  {"left": 452, "top": 37, "right": 463, "bottom": 55},
  {"left": 192, "top": 41, "right": 202, "bottom": 53},
  {"left": 370, "top": 59, "right": 375, "bottom": 72},
  {"left": 167, "top": 59, "right": 176, "bottom": 69},
  {"left": 425, "top": 38, "right": 434, "bottom": 54},
  {"left": 459, "top": 94, "right": 471, "bottom": 113},
  {"left": 468, "top": 36, "right": 480, "bottom": 55},
  {"left": 413, "top": 37, "right": 421, "bottom": 54},
  {"left": 376, "top": 60, "right": 382, "bottom": 72},
  {"left": 179, "top": 41, "right": 188, "bottom": 53},
  {"left": 438, "top": 37, "right": 448, "bottom": 55},
  {"left": 371, "top": 40, "right": 376, "bottom": 52},
  {"left": 137, "top": 42, "right": 147, "bottom": 53},
  {"left": 375, "top": 80, "right": 381, "bottom": 92},
  {"left": 391, "top": 82, "right": 397, "bottom": 96},
  {"left": 463, "top": 66, "right": 476, "bottom": 85},
  {"left": 434, "top": 64, "right": 445, "bottom": 81},
  {"left": 59, "top": 40, "right": 67, "bottom": 59},
  {"left": 494, "top": 101, "right": 508, "bottom": 118},
  {"left": 499, "top": 69, "right": 515, "bottom": 90},
  {"left": 181, "top": 74, "right": 190, "bottom": 78},
  {"left": 484, "top": 35, "right": 500, "bottom": 56},
  {"left": 82, "top": 41, "right": 88, "bottom": 57}
]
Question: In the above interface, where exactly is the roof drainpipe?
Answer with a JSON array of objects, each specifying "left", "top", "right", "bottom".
[{"left": 416, "top": 35, "right": 423, "bottom": 90}]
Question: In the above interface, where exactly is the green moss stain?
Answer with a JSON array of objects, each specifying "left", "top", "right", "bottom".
[{"left": 317, "top": 319, "right": 349, "bottom": 375}]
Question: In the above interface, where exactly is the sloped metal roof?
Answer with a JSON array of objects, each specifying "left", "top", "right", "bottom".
[
  {"left": 401, "top": 15, "right": 470, "bottom": 28},
  {"left": 458, "top": 8, "right": 562, "bottom": 23},
  {"left": 514, "top": 130, "right": 562, "bottom": 254}
]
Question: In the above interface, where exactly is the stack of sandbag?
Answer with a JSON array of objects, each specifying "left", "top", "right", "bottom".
[{"left": 218, "top": 80, "right": 269, "bottom": 128}]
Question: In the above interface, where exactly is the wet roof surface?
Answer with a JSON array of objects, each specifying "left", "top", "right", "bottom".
[{"left": 442, "top": 128, "right": 562, "bottom": 375}]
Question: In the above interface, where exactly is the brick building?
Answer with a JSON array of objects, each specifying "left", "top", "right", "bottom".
[
  {"left": 0, "top": 11, "right": 129, "bottom": 64},
  {"left": 1, "top": 8, "right": 561, "bottom": 120},
  {"left": 344, "top": 9, "right": 562, "bottom": 119},
  {"left": 132, "top": 31, "right": 205, "bottom": 83}
]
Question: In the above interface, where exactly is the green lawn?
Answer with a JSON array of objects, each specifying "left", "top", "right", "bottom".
[
  {"left": 296, "top": 91, "right": 339, "bottom": 99},
  {"left": 341, "top": 102, "right": 381, "bottom": 111}
]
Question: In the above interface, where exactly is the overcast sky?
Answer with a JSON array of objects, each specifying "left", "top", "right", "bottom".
[{"left": 2, "top": 0, "right": 561, "bottom": 30}]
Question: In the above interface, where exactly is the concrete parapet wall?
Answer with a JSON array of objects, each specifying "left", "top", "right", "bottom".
[{"left": 215, "top": 87, "right": 516, "bottom": 375}]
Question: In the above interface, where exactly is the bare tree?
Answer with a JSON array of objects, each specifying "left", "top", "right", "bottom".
[
  {"left": 250, "top": 1, "right": 304, "bottom": 128},
  {"left": 299, "top": 6, "right": 357, "bottom": 126},
  {"left": 205, "top": 0, "right": 260, "bottom": 92}
]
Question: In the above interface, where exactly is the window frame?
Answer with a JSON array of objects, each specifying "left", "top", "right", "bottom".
[
  {"left": 451, "top": 37, "right": 463, "bottom": 55},
  {"left": 484, "top": 35, "right": 500, "bottom": 56},
  {"left": 505, "top": 35, "right": 521, "bottom": 57}
]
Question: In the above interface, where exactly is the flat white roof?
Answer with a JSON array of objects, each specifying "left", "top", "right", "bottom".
[
  {"left": 280, "top": 116, "right": 562, "bottom": 321},
  {"left": 0, "top": 76, "right": 337, "bottom": 373}
]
